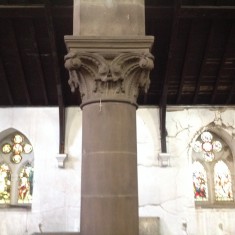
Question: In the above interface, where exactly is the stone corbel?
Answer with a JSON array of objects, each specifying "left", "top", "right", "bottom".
[
  {"left": 158, "top": 153, "right": 171, "bottom": 167},
  {"left": 56, "top": 153, "right": 68, "bottom": 168}
]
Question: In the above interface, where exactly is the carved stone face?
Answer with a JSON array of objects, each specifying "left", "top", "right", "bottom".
[{"left": 98, "top": 63, "right": 110, "bottom": 82}]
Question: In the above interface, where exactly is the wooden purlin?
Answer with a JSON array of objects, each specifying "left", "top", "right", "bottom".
[
  {"left": 211, "top": 24, "right": 233, "bottom": 104},
  {"left": 176, "top": 21, "right": 193, "bottom": 104},
  {"left": 193, "top": 22, "right": 214, "bottom": 104},
  {"left": 28, "top": 20, "right": 49, "bottom": 105},
  {"left": 179, "top": 5, "right": 235, "bottom": 19},
  {"left": 9, "top": 19, "right": 31, "bottom": 105},
  {"left": 0, "top": 57, "right": 13, "bottom": 105}
]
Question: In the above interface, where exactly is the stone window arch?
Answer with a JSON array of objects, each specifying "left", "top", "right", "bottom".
[
  {"left": 0, "top": 128, "right": 34, "bottom": 207},
  {"left": 191, "top": 127, "right": 235, "bottom": 208}
]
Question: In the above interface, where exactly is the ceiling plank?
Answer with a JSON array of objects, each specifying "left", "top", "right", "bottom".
[
  {"left": 0, "top": 57, "right": 13, "bottom": 105},
  {"left": 145, "top": 6, "right": 174, "bottom": 19},
  {"left": 9, "top": 19, "right": 31, "bottom": 105},
  {"left": 176, "top": 21, "right": 193, "bottom": 104},
  {"left": 193, "top": 22, "right": 214, "bottom": 104},
  {"left": 0, "top": 5, "right": 44, "bottom": 18},
  {"left": 28, "top": 20, "right": 49, "bottom": 105},
  {"left": 211, "top": 24, "right": 233, "bottom": 103},
  {"left": 179, "top": 5, "right": 235, "bottom": 19},
  {"left": 0, "top": 4, "right": 73, "bottom": 18}
]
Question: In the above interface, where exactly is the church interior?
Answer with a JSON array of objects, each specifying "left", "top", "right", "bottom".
[{"left": 0, "top": 0, "right": 235, "bottom": 234}]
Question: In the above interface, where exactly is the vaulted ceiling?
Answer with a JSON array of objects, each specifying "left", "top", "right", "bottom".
[{"left": 0, "top": 0, "right": 235, "bottom": 107}]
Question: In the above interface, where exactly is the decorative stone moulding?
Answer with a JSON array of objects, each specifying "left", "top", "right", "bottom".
[
  {"left": 158, "top": 153, "right": 171, "bottom": 167},
  {"left": 64, "top": 36, "right": 154, "bottom": 108},
  {"left": 56, "top": 153, "right": 68, "bottom": 168}
]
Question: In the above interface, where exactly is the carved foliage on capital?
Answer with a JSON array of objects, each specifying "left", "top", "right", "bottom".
[{"left": 64, "top": 51, "right": 154, "bottom": 103}]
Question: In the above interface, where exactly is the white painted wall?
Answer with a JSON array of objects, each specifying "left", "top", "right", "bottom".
[
  {"left": 137, "top": 107, "right": 235, "bottom": 235},
  {"left": 0, "top": 106, "right": 235, "bottom": 235}
]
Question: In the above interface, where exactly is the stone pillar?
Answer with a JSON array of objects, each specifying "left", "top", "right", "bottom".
[
  {"left": 73, "top": 0, "right": 145, "bottom": 36},
  {"left": 65, "top": 1, "right": 154, "bottom": 235}
]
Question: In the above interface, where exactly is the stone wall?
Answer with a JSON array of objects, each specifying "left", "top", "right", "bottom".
[{"left": 0, "top": 106, "right": 235, "bottom": 234}]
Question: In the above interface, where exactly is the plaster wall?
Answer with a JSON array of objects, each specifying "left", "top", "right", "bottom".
[{"left": 0, "top": 107, "right": 235, "bottom": 234}]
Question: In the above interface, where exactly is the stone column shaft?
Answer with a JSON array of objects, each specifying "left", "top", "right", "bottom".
[
  {"left": 65, "top": 36, "right": 154, "bottom": 235},
  {"left": 81, "top": 102, "right": 138, "bottom": 235}
]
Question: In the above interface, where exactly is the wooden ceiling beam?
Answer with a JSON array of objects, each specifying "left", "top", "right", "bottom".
[
  {"left": 179, "top": 6, "right": 235, "bottom": 19},
  {"left": 211, "top": 24, "right": 233, "bottom": 104},
  {"left": 0, "top": 5, "right": 72, "bottom": 18},
  {"left": 0, "top": 5, "right": 44, "bottom": 18},
  {"left": 0, "top": 57, "right": 14, "bottom": 105},
  {"left": 193, "top": 22, "right": 213, "bottom": 104},
  {"left": 29, "top": 20, "right": 49, "bottom": 105},
  {"left": 176, "top": 21, "right": 193, "bottom": 104},
  {"left": 226, "top": 69, "right": 235, "bottom": 104},
  {"left": 44, "top": 0, "right": 65, "bottom": 154},
  {"left": 159, "top": 0, "right": 182, "bottom": 153},
  {"left": 145, "top": 6, "right": 174, "bottom": 19},
  {"left": 9, "top": 19, "right": 31, "bottom": 105}
]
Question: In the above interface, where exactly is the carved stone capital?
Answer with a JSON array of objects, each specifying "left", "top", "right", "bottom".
[{"left": 64, "top": 36, "right": 154, "bottom": 107}]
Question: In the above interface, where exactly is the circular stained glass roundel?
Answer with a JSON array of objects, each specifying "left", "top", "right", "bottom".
[
  {"left": 2, "top": 143, "right": 12, "bottom": 154},
  {"left": 202, "top": 142, "right": 213, "bottom": 152},
  {"left": 13, "top": 143, "right": 23, "bottom": 154},
  {"left": 24, "top": 144, "right": 33, "bottom": 154},
  {"left": 193, "top": 141, "right": 202, "bottom": 152},
  {"left": 11, "top": 154, "right": 22, "bottom": 164},
  {"left": 201, "top": 131, "right": 213, "bottom": 142},
  {"left": 203, "top": 152, "right": 214, "bottom": 162},
  {"left": 13, "top": 134, "right": 23, "bottom": 144},
  {"left": 213, "top": 141, "right": 222, "bottom": 152}
]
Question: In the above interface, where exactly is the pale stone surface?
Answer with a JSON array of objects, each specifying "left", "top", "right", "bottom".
[
  {"left": 139, "top": 217, "right": 160, "bottom": 235},
  {"left": 73, "top": 0, "right": 145, "bottom": 36},
  {"left": 0, "top": 107, "right": 235, "bottom": 234}
]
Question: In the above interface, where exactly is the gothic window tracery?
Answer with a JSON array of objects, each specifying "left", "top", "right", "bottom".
[
  {"left": 192, "top": 130, "right": 234, "bottom": 207},
  {"left": 0, "top": 131, "right": 34, "bottom": 207}
]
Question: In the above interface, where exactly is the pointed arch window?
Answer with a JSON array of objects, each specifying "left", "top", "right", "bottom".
[
  {"left": 0, "top": 130, "right": 34, "bottom": 207},
  {"left": 192, "top": 161, "right": 208, "bottom": 201},
  {"left": 214, "top": 160, "right": 233, "bottom": 202},
  {"left": 192, "top": 130, "right": 235, "bottom": 208},
  {"left": 0, "top": 163, "right": 11, "bottom": 204}
]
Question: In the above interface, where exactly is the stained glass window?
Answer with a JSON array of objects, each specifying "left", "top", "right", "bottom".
[
  {"left": 192, "top": 161, "right": 208, "bottom": 201},
  {"left": 0, "top": 131, "right": 34, "bottom": 207},
  {"left": 18, "top": 163, "right": 34, "bottom": 203},
  {"left": 193, "top": 131, "right": 222, "bottom": 162},
  {"left": 0, "top": 163, "right": 11, "bottom": 204},
  {"left": 2, "top": 133, "right": 33, "bottom": 164},
  {"left": 214, "top": 161, "right": 233, "bottom": 201},
  {"left": 192, "top": 129, "right": 235, "bottom": 207}
]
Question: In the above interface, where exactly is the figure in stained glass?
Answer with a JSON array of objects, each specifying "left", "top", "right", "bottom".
[
  {"left": 214, "top": 161, "right": 233, "bottom": 201},
  {"left": 192, "top": 161, "right": 208, "bottom": 201},
  {"left": 18, "top": 163, "right": 34, "bottom": 203},
  {"left": 0, "top": 163, "right": 11, "bottom": 203}
]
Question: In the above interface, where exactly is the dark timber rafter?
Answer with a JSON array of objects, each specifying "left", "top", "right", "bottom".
[
  {"left": 159, "top": 0, "right": 181, "bottom": 153},
  {"left": 179, "top": 6, "right": 235, "bottom": 19},
  {"left": 28, "top": 20, "right": 49, "bottom": 105},
  {"left": 10, "top": 19, "right": 31, "bottom": 105},
  {"left": 0, "top": 4, "right": 72, "bottom": 18},
  {"left": 0, "top": 57, "right": 13, "bottom": 105},
  {"left": 211, "top": 24, "right": 233, "bottom": 104},
  {"left": 193, "top": 22, "right": 213, "bottom": 104},
  {"left": 176, "top": 21, "right": 193, "bottom": 104},
  {"left": 44, "top": 0, "right": 65, "bottom": 154}
]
